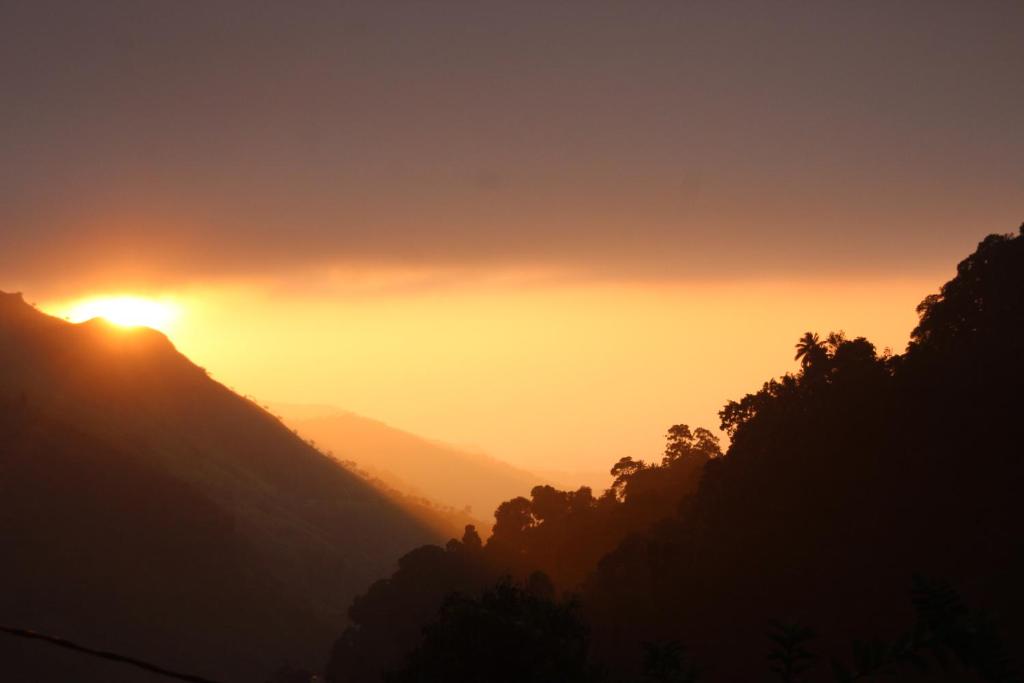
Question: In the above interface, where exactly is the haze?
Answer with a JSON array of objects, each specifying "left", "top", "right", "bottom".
[{"left": 7, "top": 0, "right": 1022, "bottom": 473}]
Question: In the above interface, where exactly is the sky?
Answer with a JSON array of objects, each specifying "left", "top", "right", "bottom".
[{"left": 4, "top": 1, "right": 1022, "bottom": 472}]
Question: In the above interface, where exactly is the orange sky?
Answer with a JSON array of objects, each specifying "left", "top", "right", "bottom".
[
  {"left": 44, "top": 270, "right": 938, "bottom": 474},
  {"left": 10, "top": 2, "right": 1022, "bottom": 475}
]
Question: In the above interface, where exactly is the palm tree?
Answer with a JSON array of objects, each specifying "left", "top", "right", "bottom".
[
  {"left": 794, "top": 332, "right": 826, "bottom": 369},
  {"left": 825, "top": 330, "right": 847, "bottom": 353}
]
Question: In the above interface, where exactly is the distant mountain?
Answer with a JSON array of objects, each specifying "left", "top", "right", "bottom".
[
  {"left": 275, "top": 406, "right": 548, "bottom": 523},
  {"left": 0, "top": 292, "right": 439, "bottom": 682}
]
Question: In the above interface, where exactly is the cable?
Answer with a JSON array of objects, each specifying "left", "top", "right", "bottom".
[{"left": 0, "top": 625, "right": 226, "bottom": 683}]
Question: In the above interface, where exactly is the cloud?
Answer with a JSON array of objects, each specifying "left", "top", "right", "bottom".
[{"left": 2, "top": 1, "right": 1021, "bottom": 295}]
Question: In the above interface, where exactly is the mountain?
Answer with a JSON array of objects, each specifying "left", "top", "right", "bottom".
[
  {"left": 324, "top": 229, "right": 1024, "bottom": 682},
  {"left": 275, "top": 406, "right": 549, "bottom": 522},
  {"left": 0, "top": 292, "right": 440, "bottom": 682}
]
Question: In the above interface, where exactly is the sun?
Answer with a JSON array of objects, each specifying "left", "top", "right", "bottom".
[{"left": 66, "top": 296, "right": 180, "bottom": 333}]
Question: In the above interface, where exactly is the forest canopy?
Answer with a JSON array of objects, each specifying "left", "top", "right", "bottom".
[{"left": 324, "top": 228, "right": 1024, "bottom": 683}]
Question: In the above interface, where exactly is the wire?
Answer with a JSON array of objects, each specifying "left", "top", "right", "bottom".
[{"left": 0, "top": 625, "right": 226, "bottom": 683}]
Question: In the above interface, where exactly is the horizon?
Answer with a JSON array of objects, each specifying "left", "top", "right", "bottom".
[
  {"left": 34, "top": 269, "right": 941, "bottom": 474},
  {"left": 6, "top": 1, "right": 1021, "bottom": 474}
]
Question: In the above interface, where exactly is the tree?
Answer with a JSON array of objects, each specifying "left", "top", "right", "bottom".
[
  {"left": 386, "top": 577, "right": 591, "bottom": 683},
  {"left": 491, "top": 497, "right": 535, "bottom": 538},
  {"left": 794, "top": 332, "right": 827, "bottom": 369},
  {"left": 662, "top": 425, "right": 721, "bottom": 465},
  {"left": 461, "top": 524, "right": 482, "bottom": 552},
  {"left": 910, "top": 231, "right": 1024, "bottom": 361},
  {"left": 610, "top": 457, "right": 648, "bottom": 500},
  {"left": 530, "top": 485, "right": 572, "bottom": 523}
]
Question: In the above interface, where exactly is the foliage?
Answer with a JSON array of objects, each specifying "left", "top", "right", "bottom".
[
  {"left": 768, "top": 622, "right": 816, "bottom": 683},
  {"left": 385, "top": 575, "right": 590, "bottom": 683},
  {"left": 641, "top": 641, "right": 699, "bottom": 683},
  {"left": 325, "top": 227, "right": 1024, "bottom": 682},
  {"left": 824, "top": 576, "right": 1019, "bottom": 683}
]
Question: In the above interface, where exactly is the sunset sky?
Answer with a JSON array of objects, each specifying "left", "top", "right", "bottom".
[{"left": 5, "top": 1, "right": 1022, "bottom": 472}]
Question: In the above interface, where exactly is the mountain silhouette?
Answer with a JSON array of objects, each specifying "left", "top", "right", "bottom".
[
  {"left": 0, "top": 292, "right": 439, "bottom": 682},
  {"left": 324, "top": 228, "right": 1024, "bottom": 682},
  {"left": 276, "top": 406, "right": 548, "bottom": 523}
]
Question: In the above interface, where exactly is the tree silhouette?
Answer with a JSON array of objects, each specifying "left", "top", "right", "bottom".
[
  {"left": 386, "top": 576, "right": 590, "bottom": 683},
  {"left": 662, "top": 425, "right": 720, "bottom": 466},
  {"left": 325, "top": 226, "right": 1024, "bottom": 683},
  {"left": 794, "top": 332, "right": 826, "bottom": 369},
  {"left": 610, "top": 456, "right": 648, "bottom": 499}
]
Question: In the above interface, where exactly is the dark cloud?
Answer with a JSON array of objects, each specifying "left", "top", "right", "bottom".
[{"left": 2, "top": 1, "right": 1021, "bottom": 294}]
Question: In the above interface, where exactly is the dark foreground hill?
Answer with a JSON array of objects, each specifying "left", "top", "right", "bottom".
[
  {"left": 0, "top": 293, "right": 439, "bottom": 682},
  {"left": 326, "top": 228, "right": 1024, "bottom": 682}
]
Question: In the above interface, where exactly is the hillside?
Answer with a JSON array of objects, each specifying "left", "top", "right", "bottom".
[
  {"left": 277, "top": 407, "right": 547, "bottom": 522},
  {"left": 0, "top": 292, "right": 439, "bottom": 682},
  {"left": 325, "top": 229, "right": 1024, "bottom": 682}
]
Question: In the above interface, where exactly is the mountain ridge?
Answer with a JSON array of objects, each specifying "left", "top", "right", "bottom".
[
  {"left": 0, "top": 291, "right": 440, "bottom": 681},
  {"left": 276, "top": 405, "right": 552, "bottom": 522}
]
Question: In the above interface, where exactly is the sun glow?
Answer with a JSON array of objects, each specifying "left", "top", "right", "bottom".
[{"left": 66, "top": 296, "right": 180, "bottom": 333}]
